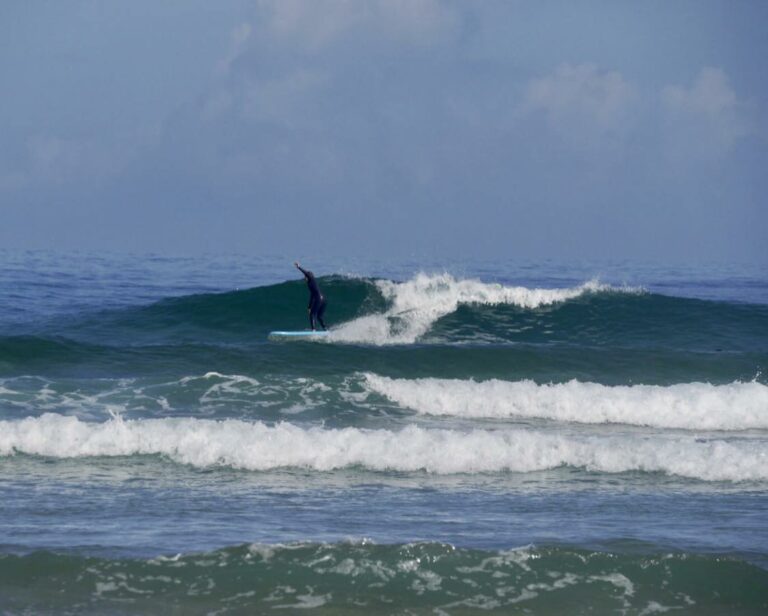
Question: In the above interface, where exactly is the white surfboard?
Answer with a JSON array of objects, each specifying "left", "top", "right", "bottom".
[{"left": 268, "top": 330, "right": 330, "bottom": 340}]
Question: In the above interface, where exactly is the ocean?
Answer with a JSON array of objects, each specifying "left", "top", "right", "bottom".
[{"left": 0, "top": 251, "right": 767, "bottom": 614}]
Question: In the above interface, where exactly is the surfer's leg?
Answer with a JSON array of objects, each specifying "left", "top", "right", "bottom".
[
  {"left": 317, "top": 300, "right": 327, "bottom": 330},
  {"left": 309, "top": 302, "right": 318, "bottom": 330}
]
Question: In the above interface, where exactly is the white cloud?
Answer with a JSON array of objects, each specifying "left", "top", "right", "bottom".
[
  {"left": 254, "top": 0, "right": 458, "bottom": 50},
  {"left": 520, "top": 63, "right": 636, "bottom": 153},
  {"left": 524, "top": 64, "right": 635, "bottom": 129},
  {"left": 661, "top": 67, "right": 749, "bottom": 158},
  {"left": 204, "top": 2, "right": 459, "bottom": 130},
  {"left": 662, "top": 67, "right": 737, "bottom": 115}
]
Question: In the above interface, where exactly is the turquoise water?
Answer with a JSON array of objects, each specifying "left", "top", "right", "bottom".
[{"left": 1, "top": 251, "right": 767, "bottom": 614}]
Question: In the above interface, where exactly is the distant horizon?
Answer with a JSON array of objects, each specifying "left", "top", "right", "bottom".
[
  {"left": 2, "top": 243, "right": 766, "bottom": 265},
  {"left": 2, "top": 246, "right": 766, "bottom": 282}
]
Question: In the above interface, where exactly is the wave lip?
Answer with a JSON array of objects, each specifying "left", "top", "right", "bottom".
[
  {"left": 363, "top": 374, "right": 768, "bottom": 431},
  {"left": 329, "top": 273, "right": 637, "bottom": 345},
  {"left": 2, "top": 414, "right": 767, "bottom": 481}
]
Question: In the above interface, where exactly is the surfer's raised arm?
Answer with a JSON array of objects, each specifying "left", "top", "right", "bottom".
[{"left": 294, "top": 262, "right": 310, "bottom": 280}]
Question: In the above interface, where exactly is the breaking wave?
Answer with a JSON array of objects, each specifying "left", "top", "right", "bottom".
[
  {"left": 363, "top": 374, "right": 768, "bottom": 430},
  {"left": 2, "top": 414, "right": 767, "bottom": 481},
  {"left": 5, "top": 273, "right": 766, "bottom": 355},
  {"left": 328, "top": 274, "right": 631, "bottom": 344}
]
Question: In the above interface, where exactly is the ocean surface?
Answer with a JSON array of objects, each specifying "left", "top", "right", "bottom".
[{"left": 1, "top": 250, "right": 767, "bottom": 614}]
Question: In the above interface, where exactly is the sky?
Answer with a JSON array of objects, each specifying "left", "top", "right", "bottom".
[{"left": 1, "top": 0, "right": 766, "bottom": 264}]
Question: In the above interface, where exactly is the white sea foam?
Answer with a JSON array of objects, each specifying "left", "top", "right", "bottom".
[
  {"left": 1, "top": 414, "right": 766, "bottom": 481},
  {"left": 0, "top": 373, "right": 332, "bottom": 418},
  {"left": 329, "top": 273, "right": 633, "bottom": 345},
  {"left": 362, "top": 374, "right": 768, "bottom": 431}
]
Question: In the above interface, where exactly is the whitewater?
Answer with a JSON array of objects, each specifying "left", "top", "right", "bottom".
[
  {"left": 2, "top": 413, "right": 768, "bottom": 481},
  {"left": 363, "top": 373, "right": 768, "bottom": 430},
  {"left": 328, "top": 273, "right": 639, "bottom": 344}
]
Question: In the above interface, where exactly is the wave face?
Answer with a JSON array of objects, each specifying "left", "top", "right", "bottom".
[
  {"left": 363, "top": 373, "right": 768, "bottom": 430},
  {"left": 7, "top": 272, "right": 767, "bottom": 349},
  {"left": 2, "top": 542, "right": 766, "bottom": 615},
  {"left": 55, "top": 275, "right": 377, "bottom": 345},
  {"left": 2, "top": 413, "right": 767, "bottom": 481},
  {"left": 2, "top": 273, "right": 765, "bottom": 384}
]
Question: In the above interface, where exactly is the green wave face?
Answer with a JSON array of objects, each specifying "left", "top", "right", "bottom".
[
  {"left": 31, "top": 276, "right": 768, "bottom": 348},
  {"left": 2, "top": 543, "right": 767, "bottom": 615},
  {"left": 58, "top": 276, "right": 382, "bottom": 344},
  {"left": 435, "top": 292, "right": 768, "bottom": 352}
]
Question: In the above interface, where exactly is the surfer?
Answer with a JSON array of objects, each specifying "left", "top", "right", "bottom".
[{"left": 294, "top": 262, "right": 327, "bottom": 331}]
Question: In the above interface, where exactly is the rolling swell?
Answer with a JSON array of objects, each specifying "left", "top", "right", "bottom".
[
  {"left": 1, "top": 335, "right": 764, "bottom": 385},
  {"left": 1, "top": 274, "right": 765, "bottom": 384},
  {"left": 434, "top": 291, "right": 768, "bottom": 351},
  {"left": 46, "top": 274, "right": 768, "bottom": 351},
  {"left": 2, "top": 542, "right": 766, "bottom": 615}
]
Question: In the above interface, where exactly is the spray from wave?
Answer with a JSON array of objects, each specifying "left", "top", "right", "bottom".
[{"left": 328, "top": 274, "right": 636, "bottom": 345}]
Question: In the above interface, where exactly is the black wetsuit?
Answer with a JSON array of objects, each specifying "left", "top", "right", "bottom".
[{"left": 297, "top": 266, "right": 327, "bottom": 330}]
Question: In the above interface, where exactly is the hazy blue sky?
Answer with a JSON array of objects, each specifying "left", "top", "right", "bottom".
[{"left": 1, "top": 1, "right": 766, "bottom": 263}]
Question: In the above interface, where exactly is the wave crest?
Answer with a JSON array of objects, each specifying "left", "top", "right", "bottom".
[
  {"left": 2, "top": 414, "right": 766, "bottom": 481},
  {"left": 363, "top": 374, "right": 768, "bottom": 430},
  {"left": 329, "top": 274, "right": 634, "bottom": 345}
]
